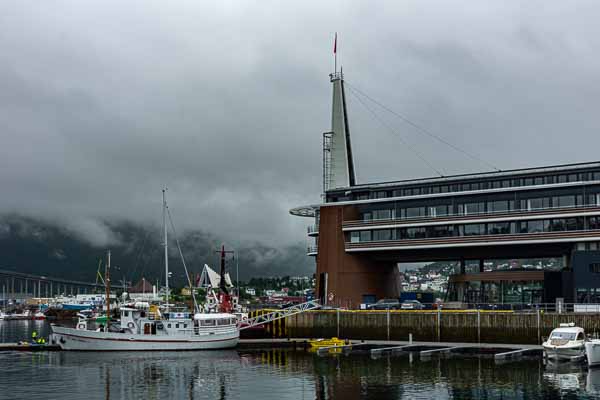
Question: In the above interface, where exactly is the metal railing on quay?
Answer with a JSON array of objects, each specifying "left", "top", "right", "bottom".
[{"left": 312, "top": 301, "right": 600, "bottom": 313}]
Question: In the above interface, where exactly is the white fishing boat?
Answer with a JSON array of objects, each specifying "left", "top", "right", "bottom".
[
  {"left": 543, "top": 323, "right": 586, "bottom": 361},
  {"left": 50, "top": 189, "right": 240, "bottom": 351},
  {"left": 51, "top": 304, "right": 238, "bottom": 351}
]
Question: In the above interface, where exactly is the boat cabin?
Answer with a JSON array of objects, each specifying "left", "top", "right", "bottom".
[{"left": 119, "top": 305, "right": 237, "bottom": 337}]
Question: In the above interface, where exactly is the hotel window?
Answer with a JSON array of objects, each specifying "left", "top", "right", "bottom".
[
  {"left": 488, "top": 200, "right": 513, "bottom": 213},
  {"left": 373, "top": 229, "right": 392, "bottom": 241},
  {"left": 568, "top": 174, "right": 578, "bottom": 182},
  {"left": 459, "top": 202, "right": 485, "bottom": 215},
  {"left": 429, "top": 205, "right": 449, "bottom": 217},
  {"left": 488, "top": 222, "right": 512, "bottom": 235},
  {"left": 558, "top": 175, "right": 568, "bottom": 183},
  {"left": 593, "top": 172, "right": 600, "bottom": 181},
  {"left": 372, "top": 209, "right": 392, "bottom": 220},
  {"left": 520, "top": 220, "right": 550, "bottom": 233},
  {"left": 462, "top": 224, "right": 486, "bottom": 236},
  {"left": 589, "top": 217, "right": 600, "bottom": 230},
  {"left": 492, "top": 181, "right": 502, "bottom": 189},
  {"left": 359, "top": 231, "right": 372, "bottom": 242},
  {"left": 427, "top": 225, "right": 454, "bottom": 238},
  {"left": 440, "top": 185, "right": 449, "bottom": 193},
  {"left": 393, "top": 190, "right": 403, "bottom": 197},
  {"left": 534, "top": 177, "right": 544, "bottom": 185},
  {"left": 402, "top": 227, "right": 426, "bottom": 239},
  {"left": 545, "top": 176, "right": 555, "bottom": 185},
  {"left": 523, "top": 177, "right": 534, "bottom": 186},
  {"left": 357, "top": 193, "right": 369, "bottom": 200},
  {"left": 404, "top": 188, "right": 413, "bottom": 196},
  {"left": 405, "top": 207, "right": 426, "bottom": 218},
  {"left": 362, "top": 212, "right": 372, "bottom": 221},
  {"left": 512, "top": 178, "right": 522, "bottom": 187},
  {"left": 421, "top": 186, "right": 430, "bottom": 195},
  {"left": 522, "top": 197, "right": 550, "bottom": 211},
  {"left": 461, "top": 183, "right": 471, "bottom": 191},
  {"left": 350, "top": 232, "right": 360, "bottom": 243},
  {"left": 552, "top": 195, "right": 576, "bottom": 208},
  {"left": 374, "top": 191, "right": 387, "bottom": 199},
  {"left": 431, "top": 186, "right": 440, "bottom": 194}
]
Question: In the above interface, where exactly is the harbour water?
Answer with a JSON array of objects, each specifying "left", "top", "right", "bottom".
[{"left": 1, "top": 321, "right": 600, "bottom": 399}]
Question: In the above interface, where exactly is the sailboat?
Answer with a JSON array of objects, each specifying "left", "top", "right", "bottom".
[{"left": 50, "top": 189, "right": 240, "bottom": 351}]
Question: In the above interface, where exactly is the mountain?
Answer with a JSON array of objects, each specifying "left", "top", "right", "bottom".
[{"left": 0, "top": 215, "right": 313, "bottom": 285}]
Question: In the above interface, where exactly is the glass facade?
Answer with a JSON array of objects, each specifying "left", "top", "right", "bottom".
[
  {"left": 328, "top": 166, "right": 600, "bottom": 203},
  {"left": 347, "top": 217, "right": 596, "bottom": 243}
]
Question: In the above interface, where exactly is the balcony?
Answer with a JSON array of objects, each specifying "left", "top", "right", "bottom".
[
  {"left": 307, "top": 245, "right": 318, "bottom": 256},
  {"left": 345, "top": 229, "right": 600, "bottom": 252},
  {"left": 343, "top": 205, "right": 600, "bottom": 231}
]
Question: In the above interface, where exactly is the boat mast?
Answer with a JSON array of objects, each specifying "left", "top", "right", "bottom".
[
  {"left": 163, "top": 188, "right": 169, "bottom": 314},
  {"left": 105, "top": 250, "right": 111, "bottom": 333}
]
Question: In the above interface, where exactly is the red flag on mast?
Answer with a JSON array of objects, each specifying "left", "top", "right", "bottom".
[{"left": 334, "top": 32, "right": 337, "bottom": 54}]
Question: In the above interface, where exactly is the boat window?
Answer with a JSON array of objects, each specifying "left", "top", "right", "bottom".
[
  {"left": 550, "top": 331, "right": 576, "bottom": 340},
  {"left": 183, "top": 324, "right": 187, "bottom": 328},
  {"left": 167, "top": 324, "right": 171, "bottom": 328},
  {"left": 217, "top": 319, "right": 229, "bottom": 326},
  {"left": 577, "top": 332, "right": 584, "bottom": 341},
  {"left": 156, "top": 323, "right": 164, "bottom": 330},
  {"left": 176, "top": 323, "right": 179, "bottom": 328},
  {"left": 201, "top": 319, "right": 216, "bottom": 327},
  {"left": 123, "top": 311, "right": 129, "bottom": 317}
]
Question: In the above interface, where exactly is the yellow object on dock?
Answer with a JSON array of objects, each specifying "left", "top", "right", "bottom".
[{"left": 309, "top": 337, "right": 348, "bottom": 349}]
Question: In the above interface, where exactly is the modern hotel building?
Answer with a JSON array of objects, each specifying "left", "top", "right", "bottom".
[{"left": 291, "top": 72, "right": 600, "bottom": 308}]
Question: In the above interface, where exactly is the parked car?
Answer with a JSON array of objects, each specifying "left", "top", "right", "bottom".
[
  {"left": 401, "top": 300, "right": 424, "bottom": 310},
  {"left": 367, "top": 299, "right": 400, "bottom": 310}
]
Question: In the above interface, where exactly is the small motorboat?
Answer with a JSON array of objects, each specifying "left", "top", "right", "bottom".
[
  {"left": 309, "top": 337, "right": 348, "bottom": 349},
  {"left": 32, "top": 310, "right": 46, "bottom": 320},
  {"left": 543, "top": 323, "right": 586, "bottom": 362}
]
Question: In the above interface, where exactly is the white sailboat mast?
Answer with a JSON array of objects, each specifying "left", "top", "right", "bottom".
[{"left": 163, "top": 188, "right": 169, "bottom": 313}]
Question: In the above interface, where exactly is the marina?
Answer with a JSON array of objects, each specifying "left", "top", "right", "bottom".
[{"left": 2, "top": 320, "right": 600, "bottom": 399}]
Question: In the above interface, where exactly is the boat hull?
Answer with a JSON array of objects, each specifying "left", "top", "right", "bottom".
[
  {"left": 51, "top": 325, "right": 239, "bottom": 351},
  {"left": 586, "top": 341, "right": 600, "bottom": 367},
  {"left": 543, "top": 344, "right": 585, "bottom": 361}
]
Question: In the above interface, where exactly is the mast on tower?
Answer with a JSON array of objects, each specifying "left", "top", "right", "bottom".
[{"left": 323, "top": 36, "right": 356, "bottom": 193}]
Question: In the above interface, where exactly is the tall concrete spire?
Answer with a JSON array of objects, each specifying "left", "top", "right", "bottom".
[{"left": 327, "top": 72, "right": 356, "bottom": 189}]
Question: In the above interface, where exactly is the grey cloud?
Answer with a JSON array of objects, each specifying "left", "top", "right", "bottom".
[{"left": 2, "top": 1, "right": 600, "bottom": 248}]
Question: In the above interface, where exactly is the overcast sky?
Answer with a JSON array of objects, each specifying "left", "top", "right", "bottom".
[{"left": 2, "top": 1, "right": 600, "bottom": 247}]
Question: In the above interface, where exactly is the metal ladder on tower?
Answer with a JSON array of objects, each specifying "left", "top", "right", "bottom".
[{"left": 239, "top": 299, "right": 321, "bottom": 330}]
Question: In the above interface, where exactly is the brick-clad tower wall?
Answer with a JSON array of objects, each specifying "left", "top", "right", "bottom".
[{"left": 316, "top": 205, "right": 399, "bottom": 308}]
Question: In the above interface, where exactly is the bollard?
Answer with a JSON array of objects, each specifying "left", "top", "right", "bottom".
[{"left": 409, "top": 333, "right": 413, "bottom": 344}]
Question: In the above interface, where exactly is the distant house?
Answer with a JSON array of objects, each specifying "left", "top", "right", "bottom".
[{"left": 128, "top": 278, "right": 160, "bottom": 301}]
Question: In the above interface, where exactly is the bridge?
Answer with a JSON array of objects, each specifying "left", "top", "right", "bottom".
[{"left": 0, "top": 269, "right": 126, "bottom": 302}]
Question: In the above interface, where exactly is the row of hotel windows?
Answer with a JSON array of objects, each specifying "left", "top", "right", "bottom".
[
  {"left": 362, "top": 194, "right": 600, "bottom": 221},
  {"left": 349, "top": 216, "right": 600, "bottom": 242},
  {"left": 344, "top": 170, "right": 600, "bottom": 201}
]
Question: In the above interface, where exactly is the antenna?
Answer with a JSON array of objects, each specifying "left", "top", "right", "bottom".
[{"left": 162, "top": 188, "right": 169, "bottom": 314}]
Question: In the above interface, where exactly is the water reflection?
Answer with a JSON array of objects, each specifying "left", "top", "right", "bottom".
[{"left": 4, "top": 321, "right": 600, "bottom": 399}]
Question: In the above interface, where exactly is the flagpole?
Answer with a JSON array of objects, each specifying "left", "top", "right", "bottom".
[{"left": 334, "top": 32, "right": 337, "bottom": 73}]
